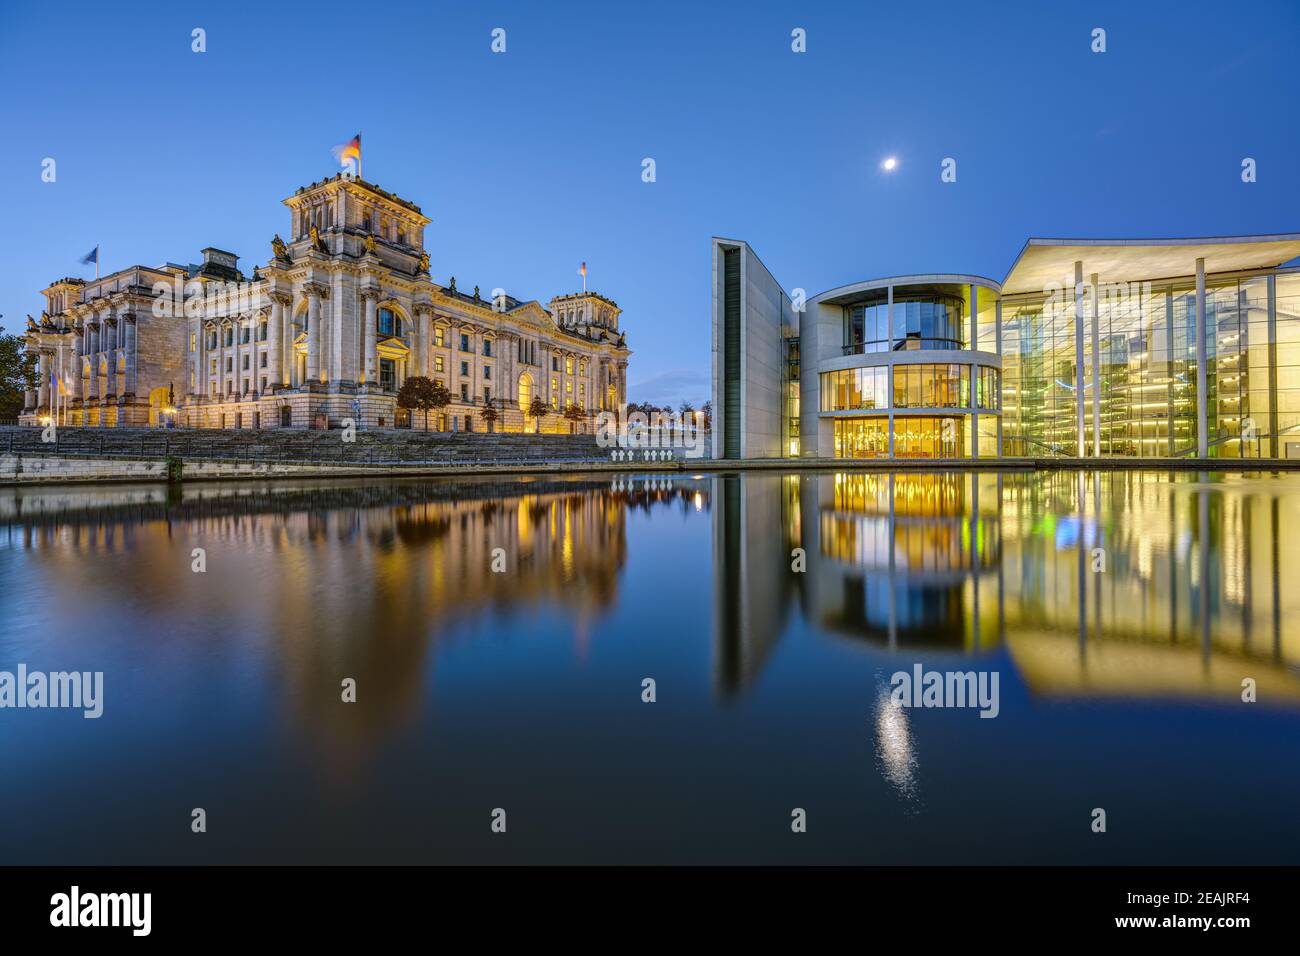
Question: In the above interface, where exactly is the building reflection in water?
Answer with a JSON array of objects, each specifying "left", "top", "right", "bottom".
[
  {"left": 0, "top": 476, "right": 708, "bottom": 776},
  {"left": 712, "top": 469, "right": 1300, "bottom": 703}
]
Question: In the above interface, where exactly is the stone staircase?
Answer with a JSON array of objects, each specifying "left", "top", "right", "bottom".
[{"left": 0, "top": 426, "right": 609, "bottom": 465}]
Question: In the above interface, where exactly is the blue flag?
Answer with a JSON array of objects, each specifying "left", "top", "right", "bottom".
[{"left": 80, "top": 245, "right": 98, "bottom": 265}]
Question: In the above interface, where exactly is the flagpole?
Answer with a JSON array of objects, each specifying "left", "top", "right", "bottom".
[{"left": 358, "top": 130, "right": 362, "bottom": 180}]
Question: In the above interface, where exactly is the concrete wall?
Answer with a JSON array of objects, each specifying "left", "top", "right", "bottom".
[
  {"left": 711, "top": 238, "right": 793, "bottom": 460},
  {"left": 799, "top": 301, "right": 842, "bottom": 457}
]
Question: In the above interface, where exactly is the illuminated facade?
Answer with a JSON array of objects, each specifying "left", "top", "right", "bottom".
[
  {"left": 712, "top": 235, "right": 1300, "bottom": 459},
  {"left": 20, "top": 175, "right": 630, "bottom": 432}
]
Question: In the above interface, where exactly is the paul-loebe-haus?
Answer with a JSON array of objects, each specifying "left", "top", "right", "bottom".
[{"left": 19, "top": 174, "right": 630, "bottom": 432}]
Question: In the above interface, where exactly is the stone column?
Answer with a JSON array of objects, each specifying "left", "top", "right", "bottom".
[
  {"left": 363, "top": 292, "right": 378, "bottom": 384},
  {"left": 86, "top": 323, "right": 100, "bottom": 401},
  {"left": 190, "top": 313, "right": 202, "bottom": 396},
  {"left": 69, "top": 330, "right": 82, "bottom": 402},
  {"left": 124, "top": 315, "right": 138, "bottom": 396},
  {"left": 1195, "top": 257, "right": 1208, "bottom": 458},
  {"left": 37, "top": 351, "right": 49, "bottom": 409},
  {"left": 104, "top": 320, "right": 118, "bottom": 400},
  {"left": 418, "top": 309, "right": 432, "bottom": 377},
  {"left": 268, "top": 295, "right": 285, "bottom": 389},
  {"left": 306, "top": 285, "right": 323, "bottom": 383}
]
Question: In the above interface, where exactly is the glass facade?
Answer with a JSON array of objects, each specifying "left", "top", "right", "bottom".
[
  {"left": 844, "top": 291, "right": 967, "bottom": 354},
  {"left": 833, "top": 416, "right": 965, "bottom": 459},
  {"left": 821, "top": 366, "right": 889, "bottom": 410},
  {"left": 998, "top": 274, "right": 1300, "bottom": 459}
]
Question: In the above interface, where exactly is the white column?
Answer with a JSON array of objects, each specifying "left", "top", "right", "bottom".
[
  {"left": 1090, "top": 272, "right": 1101, "bottom": 457},
  {"left": 268, "top": 296, "right": 284, "bottom": 388},
  {"left": 970, "top": 283, "right": 979, "bottom": 351},
  {"left": 306, "top": 287, "right": 322, "bottom": 383},
  {"left": 886, "top": 284, "right": 894, "bottom": 351},
  {"left": 1074, "top": 260, "right": 1086, "bottom": 457},
  {"left": 363, "top": 293, "right": 377, "bottom": 383},
  {"left": 1195, "top": 257, "right": 1208, "bottom": 458},
  {"left": 37, "top": 352, "right": 49, "bottom": 408},
  {"left": 995, "top": 299, "right": 1003, "bottom": 457}
]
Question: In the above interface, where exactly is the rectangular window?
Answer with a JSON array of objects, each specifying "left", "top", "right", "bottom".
[
  {"left": 460, "top": 361, "right": 469, "bottom": 377},
  {"left": 552, "top": 356, "right": 559, "bottom": 371},
  {"left": 460, "top": 384, "right": 469, "bottom": 401},
  {"left": 460, "top": 333, "right": 470, "bottom": 352},
  {"left": 379, "top": 358, "right": 396, "bottom": 391},
  {"left": 566, "top": 357, "right": 574, "bottom": 375},
  {"left": 190, "top": 333, "right": 196, "bottom": 352},
  {"left": 435, "top": 328, "right": 445, "bottom": 348},
  {"left": 483, "top": 339, "right": 492, "bottom": 357},
  {"left": 484, "top": 386, "right": 491, "bottom": 404},
  {"left": 260, "top": 353, "right": 267, "bottom": 368},
  {"left": 483, "top": 365, "right": 491, "bottom": 380},
  {"left": 226, "top": 358, "right": 233, "bottom": 372},
  {"left": 378, "top": 308, "right": 395, "bottom": 336},
  {"left": 435, "top": 355, "right": 445, "bottom": 373}
]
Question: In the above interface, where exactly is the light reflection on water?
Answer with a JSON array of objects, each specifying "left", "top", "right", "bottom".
[{"left": 0, "top": 470, "right": 1298, "bottom": 864}]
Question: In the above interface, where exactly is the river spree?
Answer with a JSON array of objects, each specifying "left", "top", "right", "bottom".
[{"left": 1, "top": 470, "right": 1298, "bottom": 864}]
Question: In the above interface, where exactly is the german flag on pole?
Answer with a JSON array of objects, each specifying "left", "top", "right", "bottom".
[{"left": 332, "top": 133, "right": 362, "bottom": 176}]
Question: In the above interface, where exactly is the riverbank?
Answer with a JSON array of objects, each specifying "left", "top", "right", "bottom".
[{"left": 4, "top": 450, "right": 1300, "bottom": 485}]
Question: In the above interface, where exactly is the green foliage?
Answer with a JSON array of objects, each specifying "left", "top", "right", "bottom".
[{"left": 0, "top": 334, "right": 38, "bottom": 422}]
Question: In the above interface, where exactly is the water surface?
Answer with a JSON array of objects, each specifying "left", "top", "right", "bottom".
[{"left": 1, "top": 470, "right": 1298, "bottom": 864}]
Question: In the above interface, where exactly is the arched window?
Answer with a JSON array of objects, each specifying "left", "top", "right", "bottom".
[{"left": 518, "top": 372, "right": 534, "bottom": 411}]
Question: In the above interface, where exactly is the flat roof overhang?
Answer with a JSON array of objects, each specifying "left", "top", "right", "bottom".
[
  {"left": 811, "top": 273, "right": 1001, "bottom": 307},
  {"left": 1001, "top": 234, "right": 1300, "bottom": 295}
]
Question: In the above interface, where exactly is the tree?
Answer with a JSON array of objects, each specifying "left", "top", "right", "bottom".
[
  {"left": 700, "top": 400, "right": 712, "bottom": 431},
  {"left": 0, "top": 333, "right": 38, "bottom": 423},
  {"left": 396, "top": 376, "right": 450, "bottom": 430},
  {"left": 563, "top": 402, "right": 585, "bottom": 434},
  {"left": 527, "top": 395, "right": 549, "bottom": 434},
  {"left": 481, "top": 402, "right": 499, "bottom": 433}
]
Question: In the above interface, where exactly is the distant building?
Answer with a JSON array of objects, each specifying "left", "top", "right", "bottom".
[{"left": 20, "top": 174, "right": 630, "bottom": 431}]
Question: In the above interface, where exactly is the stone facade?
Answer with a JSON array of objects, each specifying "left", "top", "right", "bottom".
[{"left": 21, "top": 174, "right": 631, "bottom": 433}]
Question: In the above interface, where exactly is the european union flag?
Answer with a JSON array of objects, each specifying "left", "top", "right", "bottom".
[{"left": 80, "top": 245, "right": 98, "bottom": 265}]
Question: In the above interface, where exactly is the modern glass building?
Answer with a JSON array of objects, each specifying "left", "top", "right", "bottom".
[{"left": 711, "top": 235, "right": 1300, "bottom": 460}]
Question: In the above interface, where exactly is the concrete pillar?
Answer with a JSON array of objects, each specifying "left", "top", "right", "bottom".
[
  {"left": 1090, "top": 272, "right": 1101, "bottom": 457},
  {"left": 995, "top": 299, "right": 1003, "bottom": 457},
  {"left": 970, "top": 283, "right": 979, "bottom": 351},
  {"left": 886, "top": 284, "right": 894, "bottom": 352},
  {"left": 1196, "top": 257, "right": 1208, "bottom": 458},
  {"left": 1074, "top": 260, "right": 1086, "bottom": 457},
  {"left": 363, "top": 293, "right": 378, "bottom": 383},
  {"left": 306, "top": 286, "right": 322, "bottom": 383},
  {"left": 1267, "top": 273, "right": 1278, "bottom": 459}
]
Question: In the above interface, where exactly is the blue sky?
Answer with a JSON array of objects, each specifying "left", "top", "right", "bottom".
[{"left": 2, "top": 0, "right": 1298, "bottom": 406}]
